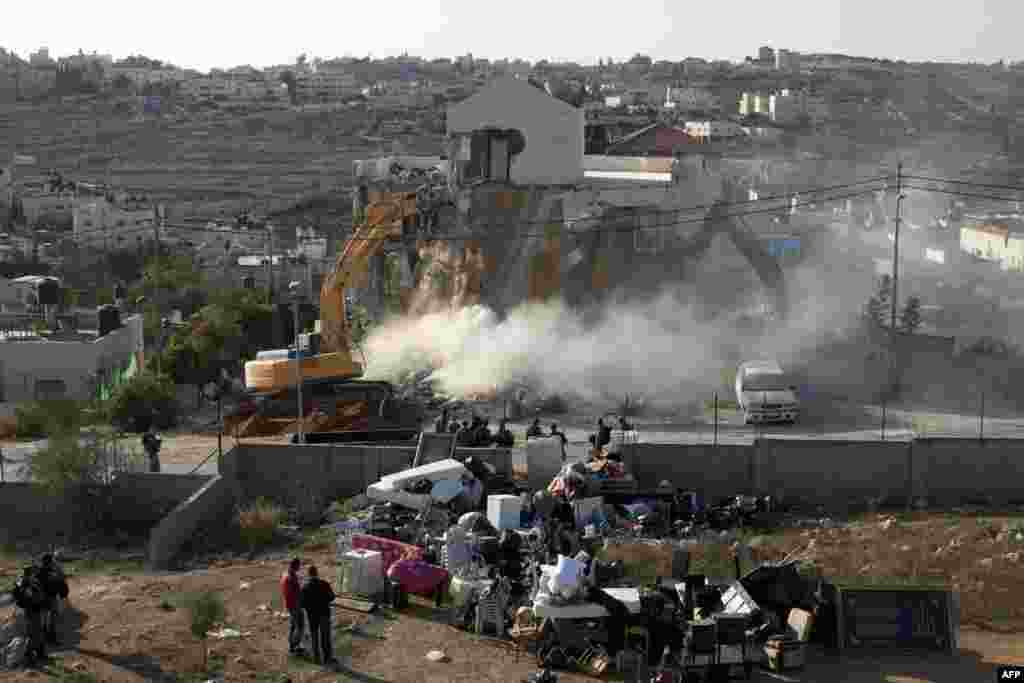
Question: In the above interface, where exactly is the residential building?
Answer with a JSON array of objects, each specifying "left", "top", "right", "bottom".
[
  {"left": 446, "top": 76, "right": 585, "bottom": 186},
  {"left": 960, "top": 218, "right": 1024, "bottom": 272},
  {"left": 0, "top": 311, "right": 143, "bottom": 409},
  {"left": 775, "top": 49, "right": 801, "bottom": 73},
  {"left": 72, "top": 197, "right": 155, "bottom": 247},
  {"left": 739, "top": 92, "right": 772, "bottom": 117},
  {"left": 683, "top": 120, "right": 747, "bottom": 141},
  {"left": 29, "top": 48, "right": 55, "bottom": 69},
  {"left": 603, "top": 123, "right": 697, "bottom": 156},
  {"left": 665, "top": 86, "right": 717, "bottom": 111},
  {"left": 758, "top": 46, "right": 775, "bottom": 65},
  {"left": 19, "top": 191, "right": 77, "bottom": 227}
]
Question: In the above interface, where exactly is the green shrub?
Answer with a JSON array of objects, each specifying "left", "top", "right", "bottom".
[
  {"left": 15, "top": 400, "right": 85, "bottom": 438},
  {"left": 181, "top": 590, "right": 226, "bottom": 671},
  {"left": 237, "top": 498, "right": 287, "bottom": 551},
  {"left": 108, "top": 372, "right": 178, "bottom": 432}
]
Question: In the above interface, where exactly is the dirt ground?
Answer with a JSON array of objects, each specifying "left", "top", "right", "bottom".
[{"left": 1, "top": 511, "right": 1022, "bottom": 682}]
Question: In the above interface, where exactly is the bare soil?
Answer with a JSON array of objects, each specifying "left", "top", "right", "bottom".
[{"left": 0, "top": 511, "right": 1021, "bottom": 682}]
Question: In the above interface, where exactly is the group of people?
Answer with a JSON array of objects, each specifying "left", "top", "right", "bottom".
[
  {"left": 11, "top": 553, "right": 70, "bottom": 667},
  {"left": 435, "top": 410, "right": 516, "bottom": 448},
  {"left": 587, "top": 416, "right": 633, "bottom": 451},
  {"left": 280, "top": 558, "right": 339, "bottom": 668}
]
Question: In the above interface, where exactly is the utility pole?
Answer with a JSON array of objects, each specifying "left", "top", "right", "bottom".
[{"left": 890, "top": 162, "right": 904, "bottom": 332}]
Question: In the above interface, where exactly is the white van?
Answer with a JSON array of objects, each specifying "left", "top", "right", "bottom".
[{"left": 735, "top": 360, "right": 800, "bottom": 424}]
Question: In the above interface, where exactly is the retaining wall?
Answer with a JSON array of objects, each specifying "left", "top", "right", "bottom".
[
  {"left": 913, "top": 438, "right": 1024, "bottom": 505},
  {"left": 219, "top": 444, "right": 515, "bottom": 508},
  {"left": 754, "top": 439, "right": 910, "bottom": 505},
  {"left": 147, "top": 475, "right": 236, "bottom": 569},
  {"left": 0, "top": 473, "right": 213, "bottom": 544},
  {"left": 0, "top": 483, "right": 75, "bottom": 543},
  {"left": 109, "top": 472, "right": 213, "bottom": 532},
  {"left": 625, "top": 443, "right": 753, "bottom": 500},
  {"left": 621, "top": 437, "right": 1024, "bottom": 508}
]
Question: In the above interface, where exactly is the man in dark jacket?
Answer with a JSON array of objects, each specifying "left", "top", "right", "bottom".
[
  {"left": 280, "top": 558, "right": 305, "bottom": 655},
  {"left": 493, "top": 419, "right": 514, "bottom": 447},
  {"left": 37, "top": 553, "right": 69, "bottom": 645},
  {"left": 300, "top": 565, "right": 336, "bottom": 666},
  {"left": 12, "top": 565, "right": 48, "bottom": 665}
]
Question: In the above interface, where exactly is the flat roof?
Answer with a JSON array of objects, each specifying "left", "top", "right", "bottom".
[{"left": 583, "top": 170, "right": 671, "bottom": 183}]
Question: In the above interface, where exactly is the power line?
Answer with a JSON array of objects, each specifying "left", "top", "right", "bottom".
[
  {"left": 59, "top": 186, "right": 881, "bottom": 248},
  {"left": 66, "top": 175, "right": 890, "bottom": 243},
  {"left": 903, "top": 174, "right": 1024, "bottom": 193},
  {"left": 902, "top": 184, "right": 1024, "bottom": 205}
]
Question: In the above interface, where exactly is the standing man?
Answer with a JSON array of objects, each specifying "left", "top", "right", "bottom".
[
  {"left": 549, "top": 423, "right": 568, "bottom": 462},
  {"left": 280, "top": 558, "right": 305, "bottom": 656},
  {"left": 37, "top": 553, "right": 69, "bottom": 645},
  {"left": 300, "top": 565, "right": 337, "bottom": 667},
  {"left": 12, "top": 565, "right": 47, "bottom": 666},
  {"left": 142, "top": 428, "right": 162, "bottom": 473}
]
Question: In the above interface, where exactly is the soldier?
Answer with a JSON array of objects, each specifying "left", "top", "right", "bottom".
[
  {"left": 37, "top": 553, "right": 69, "bottom": 645},
  {"left": 12, "top": 565, "right": 48, "bottom": 665},
  {"left": 142, "top": 428, "right": 162, "bottom": 473}
]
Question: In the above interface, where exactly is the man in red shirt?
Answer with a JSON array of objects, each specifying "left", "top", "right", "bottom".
[{"left": 280, "top": 558, "right": 305, "bottom": 655}]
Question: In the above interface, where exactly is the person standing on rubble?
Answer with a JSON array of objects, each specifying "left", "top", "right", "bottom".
[
  {"left": 12, "top": 565, "right": 48, "bottom": 666},
  {"left": 281, "top": 558, "right": 306, "bottom": 656},
  {"left": 597, "top": 418, "right": 612, "bottom": 449},
  {"left": 549, "top": 423, "right": 568, "bottom": 462},
  {"left": 526, "top": 418, "right": 543, "bottom": 439},
  {"left": 300, "top": 565, "right": 337, "bottom": 667},
  {"left": 37, "top": 553, "right": 69, "bottom": 646},
  {"left": 435, "top": 408, "right": 449, "bottom": 433},
  {"left": 493, "top": 419, "right": 514, "bottom": 447}
]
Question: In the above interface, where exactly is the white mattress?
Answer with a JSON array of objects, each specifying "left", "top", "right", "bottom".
[
  {"left": 378, "top": 458, "right": 469, "bottom": 489},
  {"left": 365, "top": 482, "right": 432, "bottom": 511}
]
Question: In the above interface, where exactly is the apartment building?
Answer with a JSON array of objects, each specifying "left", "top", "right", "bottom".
[
  {"left": 72, "top": 197, "right": 155, "bottom": 247},
  {"left": 665, "top": 86, "right": 717, "bottom": 111},
  {"left": 0, "top": 312, "right": 143, "bottom": 410}
]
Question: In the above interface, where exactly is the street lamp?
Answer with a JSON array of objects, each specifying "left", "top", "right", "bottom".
[{"left": 289, "top": 281, "right": 305, "bottom": 444}]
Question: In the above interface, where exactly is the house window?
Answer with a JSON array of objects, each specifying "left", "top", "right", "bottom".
[{"left": 34, "top": 378, "right": 67, "bottom": 401}]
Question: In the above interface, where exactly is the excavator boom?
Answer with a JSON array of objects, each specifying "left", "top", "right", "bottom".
[{"left": 319, "top": 193, "right": 418, "bottom": 356}]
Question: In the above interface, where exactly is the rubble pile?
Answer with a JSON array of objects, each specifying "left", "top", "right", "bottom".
[{"left": 318, "top": 423, "right": 891, "bottom": 680}]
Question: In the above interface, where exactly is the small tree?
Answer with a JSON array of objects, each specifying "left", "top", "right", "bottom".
[
  {"left": 182, "top": 591, "right": 226, "bottom": 672},
  {"left": 109, "top": 371, "right": 179, "bottom": 432},
  {"left": 865, "top": 274, "right": 892, "bottom": 328},
  {"left": 900, "top": 295, "right": 923, "bottom": 333}
]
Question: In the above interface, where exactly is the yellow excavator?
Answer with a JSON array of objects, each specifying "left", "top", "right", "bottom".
[{"left": 225, "top": 194, "right": 424, "bottom": 440}]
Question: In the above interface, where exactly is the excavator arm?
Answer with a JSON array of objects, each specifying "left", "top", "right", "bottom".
[{"left": 319, "top": 193, "right": 418, "bottom": 356}]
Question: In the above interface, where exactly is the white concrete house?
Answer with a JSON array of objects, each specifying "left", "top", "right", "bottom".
[{"left": 446, "top": 76, "right": 585, "bottom": 186}]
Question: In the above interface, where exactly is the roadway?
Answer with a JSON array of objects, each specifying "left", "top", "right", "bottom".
[{"left": 0, "top": 440, "right": 218, "bottom": 484}]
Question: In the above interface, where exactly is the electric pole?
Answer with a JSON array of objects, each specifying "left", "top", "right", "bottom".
[{"left": 890, "top": 162, "right": 903, "bottom": 332}]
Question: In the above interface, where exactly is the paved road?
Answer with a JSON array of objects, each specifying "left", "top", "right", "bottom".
[{"left": 0, "top": 440, "right": 217, "bottom": 483}]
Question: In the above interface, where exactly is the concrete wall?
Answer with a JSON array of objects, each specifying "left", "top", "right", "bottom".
[
  {"left": 624, "top": 443, "right": 753, "bottom": 501},
  {"left": 754, "top": 439, "right": 909, "bottom": 504},
  {"left": 0, "top": 471, "right": 211, "bottom": 544},
  {"left": 109, "top": 472, "right": 212, "bottom": 533},
  {"left": 219, "top": 443, "right": 516, "bottom": 508},
  {"left": 147, "top": 474, "right": 236, "bottom": 569},
  {"left": 0, "top": 482, "right": 75, "bottom": 543},
  {"left": 913, "top": 438, "right": 1024, "bottom": 505},
  {"left": 622, "top": 438, "right": 1024, "bottom": 508}
]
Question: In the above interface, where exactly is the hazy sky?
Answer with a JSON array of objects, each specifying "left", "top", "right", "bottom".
[{"left": 3, "top": 0, "right": 1019, "bottom": 72}]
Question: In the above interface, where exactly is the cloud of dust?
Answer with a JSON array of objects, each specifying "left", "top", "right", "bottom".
[{"left": 361, "top": 255, "right": 871, "bottom": 407}]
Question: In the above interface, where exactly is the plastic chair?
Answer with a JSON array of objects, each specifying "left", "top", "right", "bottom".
[{"left": 685, "top": 619, "right": 717, "bottom": 667}]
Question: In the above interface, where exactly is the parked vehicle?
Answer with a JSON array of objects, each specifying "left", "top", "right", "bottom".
[{"left": 735, "top": 360, "right": 800, "bottom": 424}]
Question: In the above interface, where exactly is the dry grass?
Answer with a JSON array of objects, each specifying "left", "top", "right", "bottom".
[
  {"left": 237, "top": 499, "right": 288, "bottom": 551},
  {"left": 752, "top": 512, "right": 1024, "bottom": 630}
]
